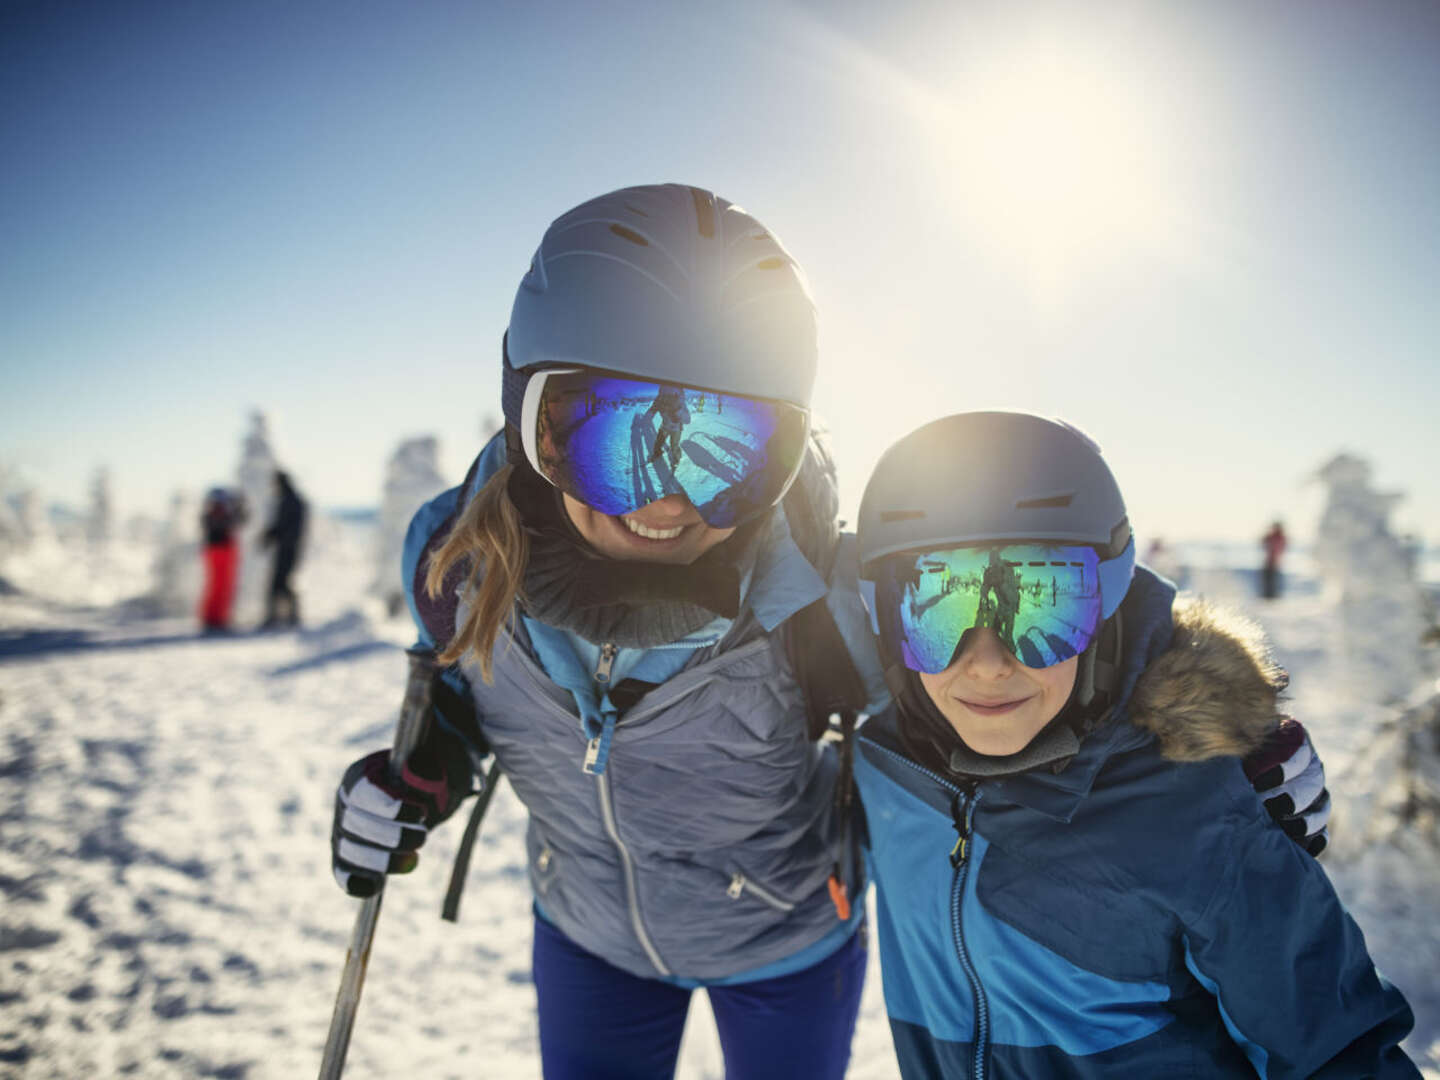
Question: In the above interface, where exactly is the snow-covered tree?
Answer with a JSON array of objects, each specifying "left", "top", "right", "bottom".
[
  {"left": 234, "top": 411, "right": 278, "bottom": 622},
  {"left": 86, "top": 466, "right": 115, "bottom": 548},
  {"left": 0, "top": 465, "right": 26, "bottom": 560},
  {"left": 373, "top": 436, "right": 446, "bottom": 616},
  {"left": 14, "top": 488, "right": 54, "bottom": 549},
  {"left": 1314, "top": 452, "right": 1426, "bottom": 703},
  {"left": 149, "top": 489, "right": 202, "bottom": 616}
]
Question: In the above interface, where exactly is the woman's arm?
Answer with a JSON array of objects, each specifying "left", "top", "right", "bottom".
[{"left": 1183, "top": 814, "right": 1419, "bottom": 1078}]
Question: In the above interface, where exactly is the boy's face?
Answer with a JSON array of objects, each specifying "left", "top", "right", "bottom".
[{"left": 918, "top": 628, "right": 1078, "bottom": 756}]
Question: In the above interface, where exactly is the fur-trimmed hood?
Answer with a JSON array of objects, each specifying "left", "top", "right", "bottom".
[{"left": 1126, "top": 592, "right": 1290, "bottom": 763}]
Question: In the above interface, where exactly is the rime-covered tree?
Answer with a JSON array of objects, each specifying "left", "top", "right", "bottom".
[
  {"left": 235, "top": 411, "right": 279, "bottom": 622},
  {"left": 87, "top": 466, "right": 115, "bottom": 548},
  {"left": 148, "top": 490, "right": 202, "bottom": 616},
  {"left": 373, "top": 436, "right": 446, "bottom": 616},
  {"left": 1315, "top": 452, "right": 1425, "bottom": 702}
]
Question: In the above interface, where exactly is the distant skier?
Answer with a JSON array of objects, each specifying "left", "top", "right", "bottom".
[
  {"left": 198, "top": 487, "right": 246, "bottom": 631},
  {"left": 260, "top": 470, "right": 307, "bottom": 628},
  {"left": 645, "top": 383, "right": 690, "bottom": 469},
  {"left": 1260, "top": 520, "right": 1287, "bottom": 600}
]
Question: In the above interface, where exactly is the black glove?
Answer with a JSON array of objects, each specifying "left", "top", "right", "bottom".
[
  {"left": 1243, "top": 718, "right": 1330, "bottom": 857},
  {"left": 331, "top": 733, "right": 472, "bottom": 898}
]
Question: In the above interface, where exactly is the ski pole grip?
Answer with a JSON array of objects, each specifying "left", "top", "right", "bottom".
[
  {"left": 390, "top": 646, "right": 441, "bottom": 773},
  {"left": 318, "top": 646, "right": 440, "bottom": 1080}
]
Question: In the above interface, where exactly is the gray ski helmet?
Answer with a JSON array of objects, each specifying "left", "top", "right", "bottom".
[
  {"left": 857, "top": 411, "right": 1135, "bottom": 621},
  {"left": 502, "top": 183, "right": 818, "bottom": 430}
]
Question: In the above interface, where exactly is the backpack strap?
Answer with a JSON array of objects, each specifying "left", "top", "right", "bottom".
[{"left": 777, "top": 424, "right": 873, "bottom": 920}]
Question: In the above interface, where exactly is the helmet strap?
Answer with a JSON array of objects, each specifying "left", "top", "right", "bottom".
[{"left": 1075, "top": 607, "right": 1123, "bottom": 717}]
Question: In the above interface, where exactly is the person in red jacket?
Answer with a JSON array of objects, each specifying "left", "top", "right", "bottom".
[
  {"left": 199, "top": 488, "right": 246, "bottom": 631},
  {"left": 1261, "top": 520, "right": 1287, "bottom": 600}
]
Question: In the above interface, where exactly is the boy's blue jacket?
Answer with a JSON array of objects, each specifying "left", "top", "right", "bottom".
[{"left": 855, "top": 567, "right": 1418, "bottom": 1079}]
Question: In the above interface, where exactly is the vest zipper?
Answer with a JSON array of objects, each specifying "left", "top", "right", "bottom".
[
  {"left": 596, "top": 770, "right": 670, "bottom": 976},
  {"left": 949, "top": 785, "right": 990, "bottom": 1080},
  {"left": 593, "top": 642, "right": 617, "bottom": 685}
]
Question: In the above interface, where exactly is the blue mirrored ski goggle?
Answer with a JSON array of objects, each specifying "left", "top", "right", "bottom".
[
  {"left": 862, "top": 542, "right": 1132, "bottom": 673},
  {"left": 520, "top": 368, "right": 809, "bottom": 529}
]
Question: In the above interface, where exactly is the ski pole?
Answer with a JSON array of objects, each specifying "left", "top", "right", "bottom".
[{"left": 318, "top": 646, "right": 439, "bottom": 1080}]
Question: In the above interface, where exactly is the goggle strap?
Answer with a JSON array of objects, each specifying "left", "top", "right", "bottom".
[
  {"left": 1097, "top": 536, "right": 1136, "bottom": 619},
  {"left": 500, "top": 358, "right": 530, "bottom": 434}
]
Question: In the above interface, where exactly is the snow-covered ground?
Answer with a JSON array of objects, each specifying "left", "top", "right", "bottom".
[{"left": 1, "top": 521, "right": 1436, "bottom": 1078}]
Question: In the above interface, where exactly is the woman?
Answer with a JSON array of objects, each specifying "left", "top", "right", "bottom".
[{"left": 333, "top": 184, "right": 873, "bottom": 1080}]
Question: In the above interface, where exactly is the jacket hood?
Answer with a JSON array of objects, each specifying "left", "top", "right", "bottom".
[{"left": 1126, "top": 589, "right": 1290, "bottom": 763}]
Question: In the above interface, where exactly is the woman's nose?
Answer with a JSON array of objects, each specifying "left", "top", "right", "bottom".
[{"left": 638, "top": 493, "right": 696, "bottom": 521}]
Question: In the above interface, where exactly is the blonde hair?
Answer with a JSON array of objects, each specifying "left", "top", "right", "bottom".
[{"left": 425, "top": 464, "right": 529, "bottom": 682}]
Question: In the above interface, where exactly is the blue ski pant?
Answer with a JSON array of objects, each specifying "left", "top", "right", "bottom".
[{"left": 532, "top": 913, "right": 867, "bottom": 1080}]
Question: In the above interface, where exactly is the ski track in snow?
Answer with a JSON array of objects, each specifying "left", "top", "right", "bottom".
[{"left": 0, "top": 536, "right": 1435, "bottom": 1078}]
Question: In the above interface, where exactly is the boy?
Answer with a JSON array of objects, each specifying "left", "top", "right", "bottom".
[{"left": 852, "top": 411, "right": 1417, "bottom": 1078}]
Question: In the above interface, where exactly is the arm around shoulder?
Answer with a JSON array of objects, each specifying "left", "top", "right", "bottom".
[{"left": 1182, "top": 809, "right": 1419, "bottom": 1078}]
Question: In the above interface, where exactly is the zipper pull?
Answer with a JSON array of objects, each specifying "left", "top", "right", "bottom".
[
  {"left": 584, "top": 736, "right": 602, "bottom": 772},
  {"left": 727, "top": 872, "right": 745, "bottom": 899},
  {"left": 594, "top": 642, "right": 618, "bottom": 685},
  {"left": 949, "top": 785, "right": 977, "bottom": 869}
]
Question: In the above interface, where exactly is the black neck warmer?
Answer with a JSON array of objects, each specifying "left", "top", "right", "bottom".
[{"left": 508, "top": 459, "right": 765, "bottom": 649}]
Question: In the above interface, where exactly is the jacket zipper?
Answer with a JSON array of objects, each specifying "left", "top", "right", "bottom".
[
  {"left": 726, "top": 871, "right": 796, "bottom": 912},
  {"left": 596, "top": 769, "right": 671, "bottom": 976},
  {"left": 593, "top": 642, "right": 618, "bottom": 685},
  {"left": 863, "top": 739, "right": 991, "bottom": 1078},
  {"left": 949, "top": 785, "right": 989, "bottom": 1080},
  {"left": 588, "top": 643, "right": 667, "bottom": 972},
  {"left": 583, "top": 643, "right": 620, "bottom": 771},
  {"left": 508, "top": 635, "right": 777, "bottom": 976}
]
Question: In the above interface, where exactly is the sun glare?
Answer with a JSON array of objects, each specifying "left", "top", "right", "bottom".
[{"left": 931, "top": 39, "right": 1191, "bottom": 302}]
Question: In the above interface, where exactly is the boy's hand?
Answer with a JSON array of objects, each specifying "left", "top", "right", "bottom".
[{"left": 1243, "top": 718, "right": 1329, "bottom": 856}]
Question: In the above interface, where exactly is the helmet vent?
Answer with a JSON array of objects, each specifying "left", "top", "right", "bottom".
[
  {"left": 757, "top": 257, "right": 786, "bottom": 270},
  {"left": 689, "top": 186, "right": 716, "bottom": 237},
  {"left": 1015, "top": 494, "right": 1073, "bottom": 509},
  {"left": 608, "top": 224, "right": 649, "bottom": 247},
  {"left": 881, "top": 510, "right": 926, "bottom": 522}
]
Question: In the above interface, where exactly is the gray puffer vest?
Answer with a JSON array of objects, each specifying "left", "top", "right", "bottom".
[{"left": 401, "top": 431, "right": 875, "bottom": 981}]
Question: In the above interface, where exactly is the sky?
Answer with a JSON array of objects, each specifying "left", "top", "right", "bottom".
[{"left": 3, "top": 0, "right": 1438, "bottom": 544}]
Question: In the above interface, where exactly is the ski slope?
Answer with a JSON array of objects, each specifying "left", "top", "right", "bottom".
[{"left": 1, "top": 523, "right": 1436, "bottom": 1078}]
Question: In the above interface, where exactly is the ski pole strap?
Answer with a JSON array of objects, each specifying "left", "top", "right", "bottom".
[
  {"left": 827, "top": 707, "right": 860, "bottom": 920},
  {"left": 441, "top": 759, "right": 505, "bottom": 923}
]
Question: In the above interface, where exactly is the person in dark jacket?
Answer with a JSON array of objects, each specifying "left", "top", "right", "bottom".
[
  {"left": 260, "top": 469, "right": 306, "bottom": 628},
  {"left": 198, "top": 487, "right": 246, "bottom": 631},
  {"left": 853, "top": 411, "right": 1416, "bottom": 1079}
]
